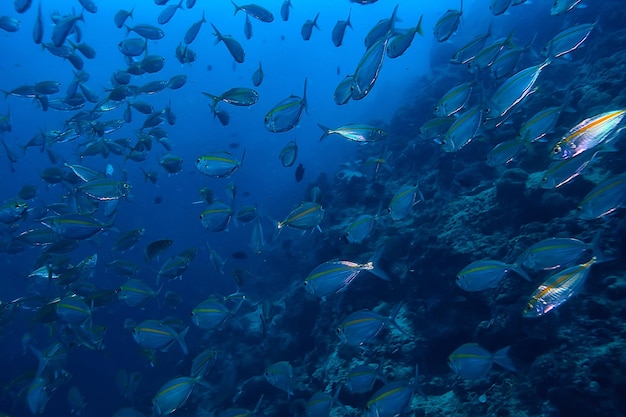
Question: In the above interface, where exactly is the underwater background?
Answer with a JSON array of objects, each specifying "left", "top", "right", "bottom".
[{"left": 1, "top": 0, "right": 626, "bottom": 416}]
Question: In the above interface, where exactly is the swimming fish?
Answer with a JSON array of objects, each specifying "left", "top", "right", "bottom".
[
  {"left": 433, "top": 0, "right": 463, "bottom": 42},
  {"left": 318, "top": 123, "right": 387, "bottom": 142},
  {"left": 279, "top": 140, "right": 298, "bottom": 167},
  {"left": 196, "top": 151, "right": 245, "bottom": 178},
  {"left": 386, "top": 15, "right": 424, "bottom": 59},
  {"left": 277, "top": 201, "right": 324, "bottom": 231},
  {"left": 332, "top": 9, "right": 352, "bottom": 47},
  {"left": 211, "top": 23, "right": 245, "bottom": 63},
  {"left": 577, "top": 173, "right": 626, "bottom": 220},
  {"left": 265, "top": 79, "right": 307, "bottom": 132},
  {"left": 265, "top": 361, "right": 293, "bottom": 397},
  {"left": 448, "top": 343, "right": 516, "bottom": 379},
  {"left": 352, "top": 38, "right": 388, "bottom": 101},
  {"left": 301, "top": 12, "right": 320, "bottom": 41},
  {"left": 456, "top": 259, "right": 531, "bottom": 292},
  {"left": 132, "top": 319, "right": 189, "bottom": 355}
]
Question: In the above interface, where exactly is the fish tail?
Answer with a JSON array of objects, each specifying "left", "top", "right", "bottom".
[
  {"left": 313, "top": 12, "right": 320, "bottom": 29},
  {"left": 231, "top": 0, "right": 240, "bottom": 15},
  {"left": 124, "top": 24, "right": 132, "bottom": 37},
  {"left": 302, "top": 78, "right": 308, "bottom": 114},
  {"left": 590, "top": 230, "right": 614, "bottom": 263},
  {"left": 387, "top": 304, "right": 410, "bottom": 336},
  {"left": 347, "top": 9, "right": 352, "bottom": 29},
  {"left": 416, "top": 14, "right": 424, "bottom": 36},
  {"left": 510, "top": 263, "right": 532, "bottom": 282},
  {"left": 210, "top": 23, "right": 222, "bottom": 42},
  {"left": 317, "top": 123, "right": 331, "bottom": 141},
  {"left": 368, "top": 245, "right": 391, "bottom": 281},
  {"left": 201, "top": 10, "right": 206, "bottom": 23},
  {"left": 177, "top": 326, "right": 189, "bottom": 355},
  {"left": 493, "top": 346, "right": 516, "bottom": 373}
]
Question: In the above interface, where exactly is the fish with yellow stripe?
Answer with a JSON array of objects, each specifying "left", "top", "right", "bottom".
[
  {"left": 456, "top": 259, "right": 531, "bottom": 292},
  {"left": 277, "top": 201, "right": 324, "bottom": 232},
  {"left": 578, "top": 172, "right": 626, "bottom": 220},
  {"left": 364, "top": 365, "right": 423, "bottom": 417},
  {"left": 132, "top": 319, "right": 189, "bottom": 355},
  {"left": 152, "top": 375, "right": 208, "bottom": 416},
  {"left": 551, "top": 109, "right": 626, "bottom": 160}
]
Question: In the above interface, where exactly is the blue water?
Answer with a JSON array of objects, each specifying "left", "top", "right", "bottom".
[{"left": 0, "top": 0, "right": 625, "bottom": 416}]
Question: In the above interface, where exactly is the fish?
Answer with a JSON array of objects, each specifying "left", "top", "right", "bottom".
[
  {"left": 318, "top": 124, "right": 388, "bottom": 142},
  {"left": 207, "top": 244, "right": 227, "bottom": 274},
  {"left": 67, "top": 386, "right": 86, "bottom": 416},
  {"left": 295, "top": 163, "right": 304, "bottom": 182},
  {"left": 168, "top": 74, "right": 187, "bottom": 90},
  {"left": 157, "top": 253, "right": 193, "bottom": 282},
  {"left": 202, "top": 88, "right": 258, "bottom": 108},
  {"left": 456, "top": 259, "right": 531, "bottom": 292},
  {"left": 577, "top": 173, "right": 626, "bottom": 220},
  {"left": 106, "top": 259, "right": 140, "bottom": 277},
  {"left": 386, "top": 15, "right": 424, "bottom": 59},
  {"left": 540, "top": 149, "right": 599, "bottom": 189},
  {"left": 277, "top": 201, "right": 324, "bottom": 231},
  {"left": 191, "top": 349, "right": 217, "bottom": 378},
  {"left": 159, "top": 154, "right": 183, "bottom": 174},
  {"left": 236, "top": 205, "right": 258, "bottom": 223},
  {"left": 144, "top": 239, "right": 173, "bottom": 262},
  {"left": 305, "top": 390, "right": 340, "bottom": 417},
  {"left": 184, "top": 11, "right": 206, "bottom": 44},
  {"left": 364, "top": 4, "right": 398, "bottom": 48},
  {"left": 351, "top": 38, "right": 388, "bottom": 100},
  {"left": 523, "top": 257, "right": 599, "bottom": 318},
  {"left": 301, "top": 13, "right": 320, "bottom": 41},
  {"left": 365, "top": 378, "right": 416, "bottom": 417},
  {"left": 77, "top": 179, "right": 132, "bottom": 201},
  {"left": 467, "top": 31, "right": 515, "bottom": 74},
  {"left": 0, "top": 199, "right": 27, "bottom": 224},
  {"left": 433, "top": 0, "right": 463, "bottom": 42},
  {"left": 280, "top": 0, "right": 292, "bottom": 21},
  {"left": 518, "top": 99, "right": 570, "bottom": 144},
  {"left": 41, "top": 214, "right": 108, "bottom": 240},
  {"left": 265, "top": 78, "right": 307, "bottom": 132},
  {"left": 337, "top": 306, "right": 407, "bottom": 347},
  {"left": 344, "top": 364, "right": 388, "bottom": 394},
  {"left": 485, "top": 59, "right": 551, "bottom": 126},
  {"left": 517, "top": 233, "right": 602, "bottom": 271},
  {"left": 152, "top": 376, "right": 205, "bottom": 416},
  {"left": 196, "top": 151, "right": 245, "bottom": 177},
  {"left": 333, "top": 75, "right": 354, "bottom": 105},
  {"left": 551, "top": 0, "right": 585, "bottom": 15},
  {"left": 52, "top": 12, "right": 84, "bottom": 46},
  {"left": 33, "top": 1, "right": 43, "bottom": 44},
  {"left": 419, "top": 116, "right": 456, "bottom": 142},
  {"left": 279, "top": 140, "right": 298, "bottom": 167},
  {"left": 345, "top": 213, "right": 378, "bottom": 243},
  {"left": 27, "top": 377, "right": 49, "bottom": 415},
  {"left": 543, "top": 22, "right": 596, "bottom": 59},
  {"left": 484, "top": 139, "right": 526, "bottom": 167},
  {"left": 304, "top": 246, "right": 390, "bottom": 299},
  {"left": 114, "top": 8, "right": 134, "bottom": 29},
  {"left": 252, "top": 61, "right": 264, "bottom": 86},
  {"left": 125, "top": 24, "right": 164, "bottom": 40},
  {"left": 232, "top": 1, "right": 274, "bottom": 22},
  {"left": 450, "top": 28, "right": 491, "bottom": 65},
  {"left": 250, "top": 217, "right": 264, "bottom": 255},
  {"left": 489, "top": 42, "right": 531, "bottom": 79},
  {"left": 551, "top": 109, "right": 626, "bottom": 160},
  {"left": 489, "top": 0, "right": 513, "bottom": 15},
  {"left": 244, "top": 14, "right": 252, "bottom": 40},
  {"left": 14, "top": 0, "right": 32, "bottom": 13},
  {"left": 158, "top": 0, "right": 183, "bottom": 25},
  {"left": 332, "top": 9, "right": 352, "bottom": 47},
  {"left": 132, "top": 319, "right": 189, "bottom": 354},
  {"left": 211, "top": 23, "right": 245, "bottom": 63},
  {"left": 265, "top": 361, "right": 293, "bottom": 397},
  {"left": 434, "top": 80, "right": 475, "bottom": 117},
  {"left": 78, "top": 0, "right": 97, "bottom": 13},
  {"left": 112, "top": 228, "right": 145, "bottom": 253},
  {"left": 200, "top": 201, "right": 234, "bottom": 232},
  {"left": 448, "top": 343, "right": 516, "bottom": 379},
  {"left": 56, "top": 294, "right": 92, "bottom": 326},
  {"left": 191, "top": 298, "right": 231, "bottom": 329},
  {"left": 388, "top": 181, "right": 424, "bottom": 221}
]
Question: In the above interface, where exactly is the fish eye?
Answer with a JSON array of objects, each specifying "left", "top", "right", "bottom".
[
  {"left": 551, "top": 145, "right": 560, "bottom": 154},
  {"left": 336, "top": 327, "right": 341, "bottom": 334},
  {"left": 303, "top": 281, "right": 308, "bottom": 287}
]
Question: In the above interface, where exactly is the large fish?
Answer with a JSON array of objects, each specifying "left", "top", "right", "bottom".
[
  {"left": 351, "top": 38, "right": 388, "bottom": 100},
  {"left": 210, "top": 23, "right": 245, "bottom": 63}
]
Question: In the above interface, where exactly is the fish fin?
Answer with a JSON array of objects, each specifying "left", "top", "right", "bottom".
[
  {"left": 302, "top": 78, "right": 308, "bottom": 115},
  {"left": 317, "top": 123, "right": 331, "bottom": 141},
  {"left": 416, "top": 14, "right": 424, "bottom": 36},
  {"left": 177, "top": 326, "right": 189, "bottom": 355},
  {"left": 510, "top": 263, "right": 531, "bottom": 282},
  {"left": 231, "top": 0, "right": 240, "bottom": 15},
  {"left": 368, "top": 245, "right": 391, "bottom": 281},
  {"left": 493, "top": 346, "right": 516, "bottom": 373}
]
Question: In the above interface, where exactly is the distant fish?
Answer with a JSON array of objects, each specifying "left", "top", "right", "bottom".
[
  {"left": 125, "top": 24, "right": 164, "bottom": 40},
  {"left": 144, "top": 239, "right": 173, "bottom": 263},
  {"left": 543, "top": 22, "right": 596, "bottom": 59},
  {"left": 210, "top": 23, "right": 245, "bottom": 63},
  {"left": 244, "top": 13, "right": 253, "bottom": 39},
  {"left": 202, "top": 87, "right": 259, "bottom": 108},
  {"left": 318, "top": 123, "right": 387, "bottom": 142},
  {"left": 577, "top": 173, "right": 626, "bottom": 220},
  {"left": 265, "top": 78, "right": 307, "bottom": 132},
  {"left": 196, "top": 150, "right": 245, "bottom": 178},
  {"left": 184, "top": 11, "right": 206, "bottom": 44},
  {"left": 295, "top": 163, "right": 305, "bottom": 182},
  {"left": 78, "top": 0, "right": 97, "bottom": 13},
  {"left": 551, "top": 0, "right": 585, "bottom": 15},
  {"left": 252, "top": 61, "right": 264, "bottom": 86},
  {"left": 455, "top": 259, "right": 531, "bottom": 292},
  {"left": 265, "top": 361, "right": 294, "bottom": 397},
  {"left": 332, "top": 9, "right": 352, "bottom": 47},
  {"left": 280, "top": 0, "right": 292, "bottom": 21},
  {"left": 433, "top": 0, "right": 463, "bottom": 42},
  {"left": 364, "top": 4, "right": 398, "bottom": 48},
  {"left": 351, "top": 0, "right": 378, "bottom": 3},
  {"left": 279, "top": 140, "right": 298, "bottom": 167},
  {"left": 33, "top": 2, "right": 43, "bottom": 44},
  {"left": 301, "top": 12, "right": 320, "bottom": 41},
  {"left": 232, "top": 1, "right": 274, "bottom": 22},
  {"left": 387, "top": 15, "right": 424, "bottom": 59},
  {"left": 158, "top": 0, "right": 183, "bottom": 25},
  {"left": 489, "top": 0, "right": 513, "bottom": 16},
  {"left": 0, "top": 16, "right": 20, "bottom": 33},
  {"left": 448, "top": 343, "right": 516, "bottom": 379},
  {"left": 114, "top": 7, "right": 134, "bottom": 28}
]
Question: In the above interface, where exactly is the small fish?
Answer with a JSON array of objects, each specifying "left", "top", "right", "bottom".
[
  {"left": 456, "top": 259, "right": 531, "bottom": 292},
  {"left": 250, "top": 217, "right": 264, "bottom": 255},
  {"left": 27, "top": 377, "right": 49, "bottom": 415},
  {"left": 157, "top": 253, "right": 193, "bottom": 282},
  {"left": 517, "top": 233, "right": 601, "bottom": 271},
  {"left": 158, "top": 0, "right": 183, "bottom": 25},
  {"left": 78, "top": 0, "right": 97, "bottom": 13},
  {"left": 113, "top": 228, "right": 145, "bottom": 253},
  {"left": 346, "top": 213, "right": 378, "bottom": 244},
  {"left": 333, "top": 75, "right": 354, "bottom": 105},
  {"left": 332, "top": 9, "right": 352, "bottom": 47},
  {"left": 448, "top": 343, "right": 516, "bottom": 379},
  {"left": 540, "top": 149, "right": 598, "bottom": 189},
  {"left": 152, "top": 376, "right": 204, "bottom": 416},
  {"left": 184, "top": 11, "right": 206, "bottom": 44},
  {"left": 280, "top": 0, "right": 292, "bottom": 21},
  {"left": 133, "top": 319, "right": 189, "bottom": 354},
  {"left": 236, "top": 205, "right": 258, "bottom": 223},
  {"left": 159, "top": 154, "right": 183, "bottom": 174},
  {"left": 168, "top": 74, "right": 187, "bottom": 90},
  {"left": 318, "top": 124, "right": 387, "bottom": 142},
  {"left": 232, "top": 1, "right": 274, "bottom": 22},
  {"left": 344, "top": 364, "right": 387, "bottom": 394},
  {"left": 200, "top": 201, "right": 233, "bottom": 232},
  {"left": 451, "top": 27, "right": 492, "bottom": 65},
  {"left": 305, "top": 390, "right": 339, "bottom": 417},
  {"left": 338, "top": 307, "right": 407, "bottom": 347},
  {"left": 265, "top": 78, "right": 307, "bottom": 132},
  {"left": 351, "top": 38, "right": 387, "bottom": 100},
  {"left": 114, "top": 7, "right": 134, "bottom": 29},
  {"left": 243, "top": 14, "right": 252, "bottom": 40},
  {"left": 67, "top": 386, "right": 86, "bottom": 415},
  {"left": 265, "top": 361, "right": 293, "bottom": 397},
  {"left": 578, "top": 173, "right": 626, "bottom": 220},
  {"left": 191, "top": 298, "right": 231, "bottom": 329},
  {"left": 191, "top": 349, "right": 217, "bottom": 378},
  {"left": 252, "top": 61, "right": 264, "bottom": 86},
  {"left": 489, "top": 0, "right": 513, "bottom": 15},
  {"left": 295, "top": 163, "right": 305, "bottom": 182},
  {"left": 107, "top": 259, "right": 140, "bottom": 277},
  {"left": 386, "top": 15, "right": 424, "bottom": 59},
  {"left": 56, "top": 294, "right": 92, "bottom": 326},
  {"left": 202, "top": 88, "right": 258, "bottom": 108},
  {"left": 279, "top": 140, "right": 298, "bottom": 167},
  {"left": 301, "top": 13, "right": 320, "bottom": 41},
  {"left": 551, "top": 109, "right": 626, "bottom": 160},
  {"left": 33, "top": 2, "right": 43, "bottom": 44},
  {"left": 144, "top": 239, "right": 173, "bottom": 262},
  {"left": 125, "top": 24, "right": 164, "bottom": 40},
  {"left": 196, "top": 151, "right": 245, "bottom": 178},
  {"left": 304, "top": 246, "right": 390, "bottom": 299},
  {"left": 523, "top": 257, "right": 599, "bottom": 318},
  {"left": 543, "top": 22, "right": 596, "bottom": 59},
  {"left": 484, "top": 139, "right": 526, "bottom": 167},
  {"left": 0, "top": 199, "right": 27, "bottom": 224},
  {"left": 365, "top": 377, "right": 416, "bottom": 417},
  {"left": 52, "top": 12, "right": 84, "bottom": 46},
  {"left": 42, "top": 214, "right": 108, "bottom": 240},
  {"left": 419, "top": 116, "right": 456, "bottom": 142},
  {"left": 434, "top": 80, "right": 475, "bottom": 117},
  {"left": 278, "top": 201, "right": 323, "bottom": 231},
  {"left": 551, "top": 0, "right": 585, "bottom": 15},
  {"left": 211, "top": 23, "right": 245, "bottom": 63},
  {"left": 364, "top": 4, "right": 397, "bottom": 48},
  {"left": 388, "top": 181, "right": 424, "bottom": 221},
  {"left": 433, "top": 0, "right": 463, "bottom": 42},
  {"left": 77, "top": 179, "right": 132, "bottom": 201}
]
